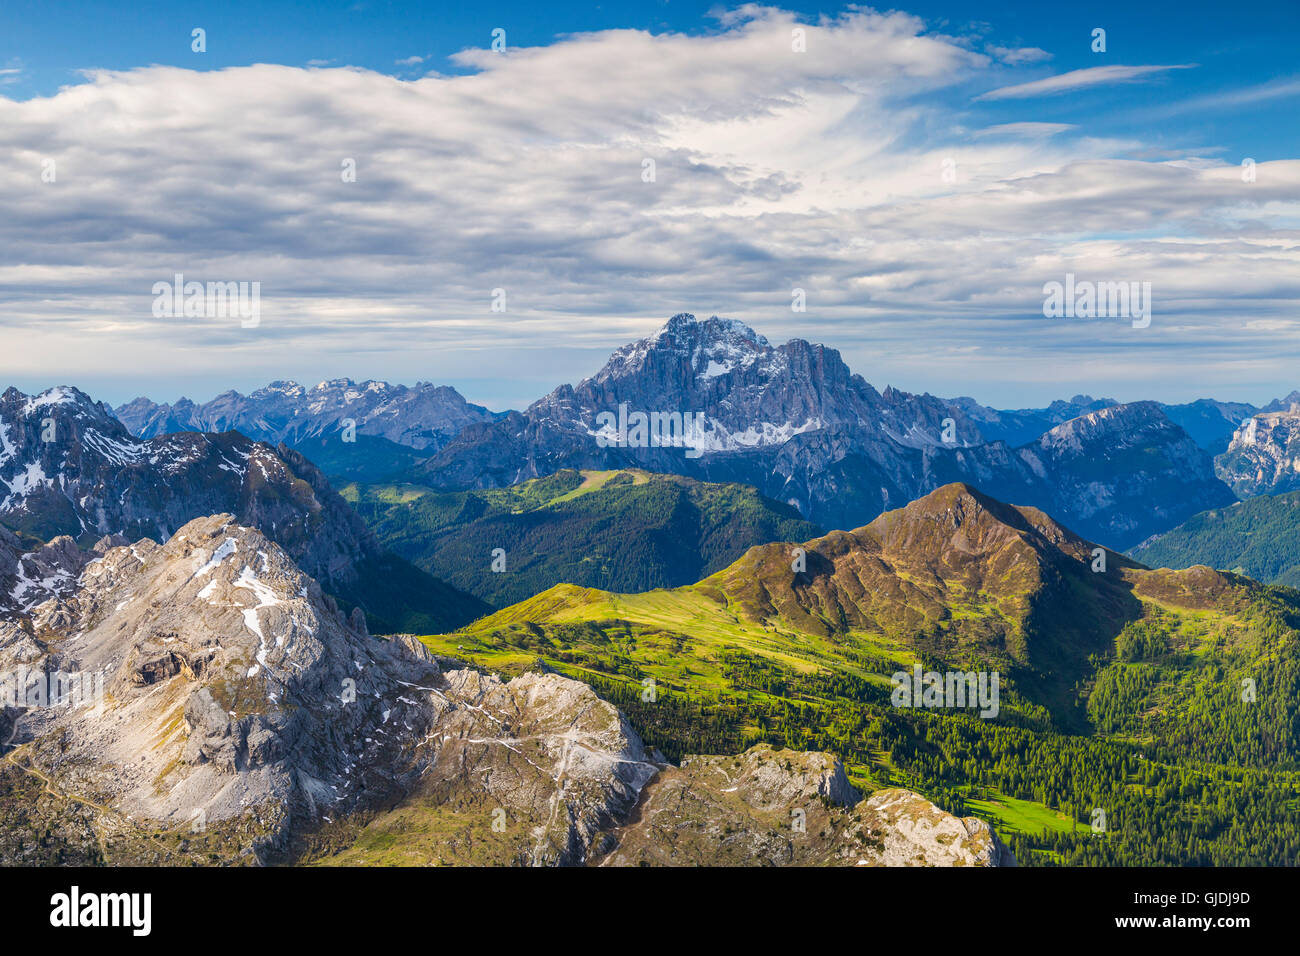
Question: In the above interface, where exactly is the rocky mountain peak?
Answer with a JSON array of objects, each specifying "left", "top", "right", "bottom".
[
  {"left": 1, "top": 515, "right": 450, "bottom": 858},
  {"left": 251, "top": 380, "right": 307, "bottom": 400},
  {"left": 585, "top": 313, "right": 774, "bottom": 389},
  {"left": 657, "top": 312, "right": 770, "bottom": 347},
  {"left": 1259, "top": 389, "right": 1300, "bottom": 412},
  {"left": 2, "top": 385, "right": 125, "bottom": 433},
  {"left": 0, "top": 385, "right": 384, "bottom": 592},
  {"left": 866, "top": 482, "right": 1098, "bottom": 566}
]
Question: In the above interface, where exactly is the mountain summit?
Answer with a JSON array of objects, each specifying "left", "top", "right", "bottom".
[{"left": 419, "top": 314, "right": 1233, "bottom": 549}]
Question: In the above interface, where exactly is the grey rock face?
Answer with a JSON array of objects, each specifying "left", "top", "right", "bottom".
[
  {"left": 412, "top": 668, "right": 660, "bottom": 866},
  {"left": 0, "top": 386, "right": 380, "bottom": 593},
  {"left": 1217, "top": 406, "right": 1300, "bottom": 496},
  {"left": 594, "top": 744, "right": 1014, "bottom": 867},
  {"left": 0, "top": 527, "right": 96, "bottom": 614},
  {"left": 1, "top": 516, "right": 441, "bottom": 857},
  {"left": 1014, "top": 401, "right": 1237, "bottom": 547},
  {"left": 0, "top": 518, "right": 657, "bottom": 864}
]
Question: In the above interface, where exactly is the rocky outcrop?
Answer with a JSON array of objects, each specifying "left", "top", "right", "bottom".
[
  {"left": 1, "top": 515, "right": 447, "bottom": 860},
  {"left": 1216, "top": 406, "right": 1300, "bottom": 496},
  {"left": 0, "top": 518, "right": 655, "bottom": 865},
  {"left": 323, "top": 667, "right": 660, "bottom": 866},
  {"left": 593, "top": 744, "right": 1014, "bottom": 867}
]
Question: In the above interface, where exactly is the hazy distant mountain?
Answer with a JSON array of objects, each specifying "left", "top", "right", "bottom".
[
  {"left": 946, "top": 394, "right": 1117, "bottom": 447},
  {"left": 1159, "top": 399, "right": 1258, "bottom": 455},
  {"left": 115, "top": 379, "right": 502, "bottom": 483},
  {"left": 952, "top": 394, "right": 1257, "bottom": 455},
  {"left": 1258, "top": 390, "right": 1300, "bottom": 413}
]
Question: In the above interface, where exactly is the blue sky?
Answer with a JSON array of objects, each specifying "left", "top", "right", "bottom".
[
  {"left": 5, "top": 0, "right": 1296, "bottom": 159},
  {"left": 1, "top": 1, "right": 1298, "bottom": 409}
]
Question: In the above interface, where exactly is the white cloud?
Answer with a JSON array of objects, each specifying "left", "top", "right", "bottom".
[
  {"left": 975, "top": 64, "right": 1196, "bottom": 101},
  {"left": 985, "top": 44, "right": 1051, "bottom": 66}
]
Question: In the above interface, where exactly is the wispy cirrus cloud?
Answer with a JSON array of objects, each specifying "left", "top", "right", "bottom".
[
  {"left": 1141, "top": 74, "right": 1300, "bottom": 119},
  {"left": 971, "top": 122, "right": 1074, "bottom": 139},
  {"left": 975, "top": 63, "right": 1196, "bottom": 101}
]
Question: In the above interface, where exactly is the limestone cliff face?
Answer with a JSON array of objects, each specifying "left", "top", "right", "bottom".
[
  {"left": 0, "top": 517, "right": 660, "bottom": 865},
  {"left": 1, "top": 514, "right": 443, "bottom": 862},
  {"left": 1217, "top": 406, "right": 1300, "bottom": 496}
]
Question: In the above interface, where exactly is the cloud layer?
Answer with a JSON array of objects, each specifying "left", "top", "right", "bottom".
[{"left": 0, "top": 5, "right": 1296, "bottom": 408}]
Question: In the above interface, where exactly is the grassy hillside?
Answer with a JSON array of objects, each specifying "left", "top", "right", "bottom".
[
  {"left": 341, "top": 469, "right": 822, "bottom": 607},
  {"left": 1131, "top": 491, "right": 1300, "bottom": 588},
  {"left": 419, "top": 484, "right": 1300, "bottom": 866}
]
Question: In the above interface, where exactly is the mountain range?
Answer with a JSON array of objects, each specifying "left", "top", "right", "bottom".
[
  {"left": 115, "top": 379, "right": 502, "bottom": 486},
  {"left": 116, "top": 378, "right": 500, "bottom": 451},
  {"left": 8, "top": 312, "right": 1300, "bottom": 868},
  {"left": 0, "top": 513, "right": 1010, "bottom": 866},
  {"left": 112, "top": 314, "right": 1299, "bottom": 553},
  {"left": 414, "top": 315, "right": 1236, "bottom": 549}
]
